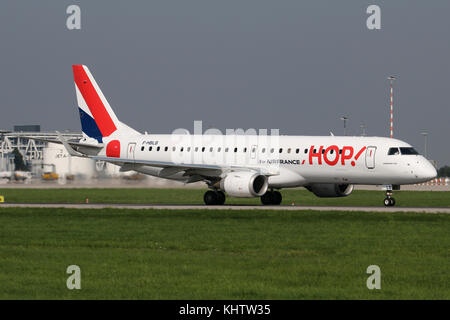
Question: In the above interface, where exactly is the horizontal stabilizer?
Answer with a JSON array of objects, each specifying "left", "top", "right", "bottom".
[
  {"left": 56, "top": 131, "right": 86, "bottom": 157},
  {"left": 21, "top": 135, "right": 103, "bottom": 150}
]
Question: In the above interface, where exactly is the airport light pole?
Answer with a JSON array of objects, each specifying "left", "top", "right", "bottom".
[
  {"left": 421, "top": 130, "right": 428, "bottom": 159},
  {"left": 388, "top": 76, "right": 396, "bottom": 138},
  {"left": 360, "top": 123, "right": 366, "bottom": 136},
  {"left": 340, "top": 116, "right": 348, "bottom": 136}
]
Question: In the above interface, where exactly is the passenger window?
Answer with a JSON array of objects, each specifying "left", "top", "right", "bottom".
[
  {"left": 234, "top": 147, "right": 238, "bottom": 153},
  {"left": 141, "top": 146, "right": 144, "bottom": 151},
  {"left": 270, "top": 148, "right": 274, "bottom": 153},
  {"left": 149, "top": 146, "right": 152, "bottom": 151},
  {"left": 287, "top": 148, "right": 291, "bottom": 153},
  {"left": 195, "top": 147, "right": 198, "bottom": 152},
  {"left": 304, "top": 149, "right": 308, "bottom": 154},
  {"left": 262, "top": 148, "right": 266, "bottom": 153},
  {"left": 225, "top": 147, "right": 229, "bottom": 152},
  {"left": 202, "top": 147, "right": 205, "bottom": 152},
  {"left": 295, "top": 148, "right": 299, "bottom": 154},
  {"left": 388, "top": 147, "right": 400, "bottom": 155},
  {"left": 243, "top": 147, "right": 247, "bottom": 152},
  {"left": 172, "top": 147, "right": 176, "bottom": 151},
  {"left": 210, "top": 147, "right": 213, "bottom": 152},
  {"left": 218, "top": 147, "right": 221, "bottom": 152},
  {"left": 180, "top": 147, "right": 184, "bottom": 152},
  {"left": 165, "top": 146, "right": 168, "bottom": 152},
  {"left": 187, "top": 147, "right": 191, "bottom": 152},
  {"left": 279, "top": 148, "right": 283, "bottom": 153},
  {"left": 157, "top": 146, "right": 160, "bottom": 151}
]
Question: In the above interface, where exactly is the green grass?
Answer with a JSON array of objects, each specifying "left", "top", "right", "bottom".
[
  {"left": 0, "top": 188, "right": 449, "bottom": 207},
  {"left": 0, "top": 207, "right": 449, "bottom": 299}
]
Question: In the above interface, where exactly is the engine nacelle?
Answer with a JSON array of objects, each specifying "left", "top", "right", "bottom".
[
  {"left": 220, "top": 172, "right": 269, "bottom": 198},
  {"left": 307, "top": 183, "right": 354, "bottom": 198}
]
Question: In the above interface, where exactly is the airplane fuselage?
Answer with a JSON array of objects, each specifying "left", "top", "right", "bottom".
[{"left": 98, "top": 134, "right": 437, "bottom": 188}]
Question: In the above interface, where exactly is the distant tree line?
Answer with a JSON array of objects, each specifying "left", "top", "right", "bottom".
[
  {"left": 437, "top": 166, "right": 450, "bottom": 177},
  {"left": 13, "top": 148, "right": 29, "bottom": 171}
]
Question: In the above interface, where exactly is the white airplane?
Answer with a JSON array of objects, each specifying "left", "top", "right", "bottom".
[{"left": 30, "top": 65, "right": 437, "bottom": 206}]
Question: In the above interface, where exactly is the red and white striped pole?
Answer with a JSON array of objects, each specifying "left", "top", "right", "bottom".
[{"left": 388, "top": 76, "right": 396, "bottom": 138}]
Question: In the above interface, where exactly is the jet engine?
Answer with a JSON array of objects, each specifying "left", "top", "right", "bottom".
[
  {"left": 307, "top": 183, "right": 354, "bottom": 198},
  {"left": 220, "top": 172, "right": 269, "bottom": 198}
]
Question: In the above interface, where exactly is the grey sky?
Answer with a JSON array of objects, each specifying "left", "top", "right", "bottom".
[{"left": 0, "top": 1, "right": 448, "bottom": 166}]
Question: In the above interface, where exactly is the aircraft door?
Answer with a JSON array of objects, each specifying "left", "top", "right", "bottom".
[
  {"left": 127, "top": 142, "right": 136, "bottom": 161},
  {"left": 365, "top": 146, "right": 376, "bottom": 169}
]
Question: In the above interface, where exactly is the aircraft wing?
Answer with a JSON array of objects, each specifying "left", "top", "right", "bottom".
[
  {"left": 26, "top": 133, "right": 278, "bottom": 180},
  {"left": 92, "top": 155, "right": 278, "bottom": 178}
]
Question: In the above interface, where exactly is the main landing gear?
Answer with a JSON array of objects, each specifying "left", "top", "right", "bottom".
[
  {"left": 383, "top": 190, "right": 396, "bottom": 207},
  {"left": 204, "top": 190, "right": 226, "bottom": 205},
  {"left": 260, "top": 190, "right": 282, "bottom": 205}
]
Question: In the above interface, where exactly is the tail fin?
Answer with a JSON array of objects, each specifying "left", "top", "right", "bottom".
[{"left": 72, "top": 65, "right": 138, "bottom": 142}]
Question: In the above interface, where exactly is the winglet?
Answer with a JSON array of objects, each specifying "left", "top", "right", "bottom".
[{"left": 56, "top": 131, "right": 86, "bottom": 157}]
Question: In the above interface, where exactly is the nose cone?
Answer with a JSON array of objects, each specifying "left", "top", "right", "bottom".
[
  {"left": 417, "top": 159, "right": 437, "bottom": 181},
  {"left": 426, "top": 164, "right": 438, "bottom": 180}
]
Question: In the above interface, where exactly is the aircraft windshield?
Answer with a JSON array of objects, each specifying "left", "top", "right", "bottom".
[
  {"left": 388, "top": 147, "right": 400, "bottom": 155},
  {"left": 388, "top": 147, "right": 419, "bottom": 155},
  {"left": 399, "top": 147, "right": 419, "bottom": 155}
]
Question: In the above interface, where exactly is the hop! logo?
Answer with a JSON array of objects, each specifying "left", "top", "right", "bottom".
[{"left": 308, "top": 146, "right": 366, "bottom": 166}]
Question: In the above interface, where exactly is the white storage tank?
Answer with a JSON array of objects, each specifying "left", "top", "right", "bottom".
[{"left": 43, "top": 142, "right": 95, "bottom": 179}]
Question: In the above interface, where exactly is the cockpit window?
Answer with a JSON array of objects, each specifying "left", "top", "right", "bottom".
[
  {"left": 388, "top": 147, "right": 400, "bottom": 155},
  {"left": 400, "top": 147, "right": 419, "bottom": 155}
]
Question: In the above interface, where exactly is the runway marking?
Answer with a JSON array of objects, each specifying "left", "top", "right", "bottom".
[{"left": 1, "top": 203, "right": 449, "bottom": 214}]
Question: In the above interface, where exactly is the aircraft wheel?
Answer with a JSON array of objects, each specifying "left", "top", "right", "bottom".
[
  {"left": 260, "top": 192, "right": 273, "bottom": 205},
  {"left": 390, "top": 197, "right": 396, "bottom": 206},
  {"left": 272, "top": 191, "right": 282, "bottom": 205},
  {"left": 384, "top": 189, "right": 396, "bottom": 207},
  {"left": 261, "top": 191, "right": 282, "bottom": 205},
  {"left": 204, "top": 191, "right": 218, "bottom": 205},
  {"left": 216, "top": 191, "right": 226, "bottom": 205}
]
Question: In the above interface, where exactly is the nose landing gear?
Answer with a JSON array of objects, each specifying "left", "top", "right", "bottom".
[
  {"left": 383, "top": 194, "right": 396, "bottom": 206},
  {"left": 383, "top": 187, "right": 397, "bottom": 207}
]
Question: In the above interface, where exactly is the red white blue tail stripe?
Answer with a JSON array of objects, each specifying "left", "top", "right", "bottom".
[{"left": 73, "top": 65, "right": 119, "bottom": 142}]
